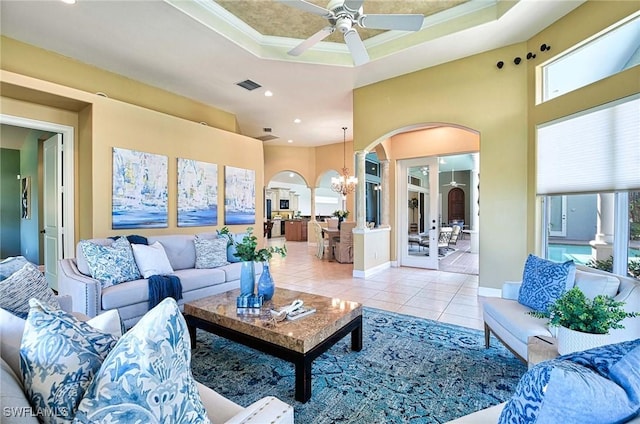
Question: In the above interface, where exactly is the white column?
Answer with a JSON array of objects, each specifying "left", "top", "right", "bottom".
[
  {"left": 310, "top": 187, "right": 316, "bottom": 221},
  {"left": 380, "top": 159, "right": 390, "bottom": 228},
  {"left": 355, "top": 150, "right": 367, "bottom": 230},
  {"left": 591, "top": 193, "right": 615, "bottom": 260}
]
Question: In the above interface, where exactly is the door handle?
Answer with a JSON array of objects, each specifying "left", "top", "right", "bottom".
[{"left": 40, "top": 229, "right": 46, "bottom": 234}]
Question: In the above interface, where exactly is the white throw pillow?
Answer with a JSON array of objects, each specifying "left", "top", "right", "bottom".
[
  {"left": 574, "top": 269, "right": 620, "bottom": 300},
  {"left": 131, "top": 241, "right": 174, "bottom": 278}
]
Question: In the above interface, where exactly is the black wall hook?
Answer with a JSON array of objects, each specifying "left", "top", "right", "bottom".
[
  {"left": 496, "top": 61, "right": 504, "bottom": 69},
  {"left": 514, "top": 57, "right": 522, "bottom": 65},
  {"left": 527, "top": 52, "right": 536, "bottom": 60},
  {"left": 540, "top": 43, "right": 551, "bottom": 52}
]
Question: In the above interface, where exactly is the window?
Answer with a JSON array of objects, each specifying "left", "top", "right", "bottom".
[
  {"left": 365, "top": 153, "right": 381, "bottom": 226},
  {"left": 538, "top": 96, "right": 640, "bottom": 279},
  {"left": 540, "top": 13, "right": 639, "bottom": 102}
]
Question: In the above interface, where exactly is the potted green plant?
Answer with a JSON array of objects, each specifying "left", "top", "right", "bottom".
[
  {"left": 228, "top": 227, "right": 286, "bottom": 299},
  {"left": 332, "top": 210, "right": 349, "bottom": 220},
  {"left": 530, "top": 287, "right": 638, "bottom": 354}
]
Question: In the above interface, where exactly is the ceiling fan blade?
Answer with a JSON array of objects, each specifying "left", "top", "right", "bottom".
[
  {"left": 276, "top": 0, "right": 332, "bottom": 18},
  {"left": 288, "top": 26, "right": 335, "bottom": 56},
  {"left": 343, "top": 0, "right": 365, "bottom": 13},
  {"left": 359, "top": 14, "right": 424, "bottom": 31},
  {"left": 343, "top": 28, "right": 369, "bottom": 66}
]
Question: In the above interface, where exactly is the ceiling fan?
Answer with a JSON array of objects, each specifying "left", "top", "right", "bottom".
[
  {"left": 277, "top": 0, "right": 425, "bottom": 66},
  {"left": 443, "top": 169, "right": 466, "bottom": 188}
]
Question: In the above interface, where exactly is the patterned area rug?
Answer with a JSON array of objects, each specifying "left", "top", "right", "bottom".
[{"left": 191, "top": 307, "right": 526, "bottom": 423}]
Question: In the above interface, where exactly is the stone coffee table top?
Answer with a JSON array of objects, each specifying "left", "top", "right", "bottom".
[{"left": 184, "top": 288, "right": 362, "bottom": 354}]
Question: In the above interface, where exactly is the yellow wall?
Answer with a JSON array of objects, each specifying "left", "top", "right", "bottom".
[
  {"left": 1, "top": 71, "right": 265, "bottom": 243},
  {"left": 354, "top": 1, "right": 640, "bottom": 288}
]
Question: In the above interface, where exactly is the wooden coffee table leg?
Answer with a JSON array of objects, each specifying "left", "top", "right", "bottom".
[
  {"left": 295, "top": 356, "right": 313, "bottom": 403},
  {"left": 351, "top": 316, "right": 363, "bottom": 351}
]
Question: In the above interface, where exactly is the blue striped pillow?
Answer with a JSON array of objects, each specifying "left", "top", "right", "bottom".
[{"left": 0, "top": 262, "right": 60, "bottom": 319}]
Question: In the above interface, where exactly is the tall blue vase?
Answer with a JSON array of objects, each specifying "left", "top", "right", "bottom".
[
  {"left": 257, "top": 261, "right": 275, "bottom": 301},
  {"left": 240, "top": 261, "right": 255, "bottom": 295}
]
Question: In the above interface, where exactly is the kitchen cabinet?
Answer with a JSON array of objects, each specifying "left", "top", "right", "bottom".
[{"left": 284, "top": 220, "right": 308, "bottom": 241}]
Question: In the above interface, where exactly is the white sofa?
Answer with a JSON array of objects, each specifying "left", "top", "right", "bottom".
[
  {"left": 58, "top": 234, "right": 261, "bottom": 329},
  {"left": 0, "top": 296, "right": 293, "bottom": 424},
  {"left": 483, "top": 264, "right": 640, "bottom": 362}
]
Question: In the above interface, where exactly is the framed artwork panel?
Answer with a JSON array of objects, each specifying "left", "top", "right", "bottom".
[
  {"left": 224, "top": 166, "right": 255, "bottom": 225},
  {"left": 177, "top": 158, "right": 218, "bottom": 227}
]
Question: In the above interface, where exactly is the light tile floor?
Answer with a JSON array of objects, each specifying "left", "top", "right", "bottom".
[{"left": 267, "top": 239, "right": 484, "bottom": 331}]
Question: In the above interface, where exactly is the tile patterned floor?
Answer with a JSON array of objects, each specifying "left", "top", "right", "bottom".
[{"left": 267, "top": 239, "right": 484, "bottom": 331}]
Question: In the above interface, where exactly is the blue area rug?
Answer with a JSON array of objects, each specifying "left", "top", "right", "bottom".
[{"left": 191, "top": 307, "right": 526, "bottom": 423}]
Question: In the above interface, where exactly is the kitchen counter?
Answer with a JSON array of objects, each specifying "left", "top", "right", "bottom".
[{"left": 284, "top": 219, "right": 308, "bottom": 241}]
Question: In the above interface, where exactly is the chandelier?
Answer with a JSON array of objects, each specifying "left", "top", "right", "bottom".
[{"left": 331, "top": 126, "right": 358, "bottom": 197}]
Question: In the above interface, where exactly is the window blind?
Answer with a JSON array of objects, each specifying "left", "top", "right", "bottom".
[{"left": 536, "top": 95, "right": 640, "bottom": 195}]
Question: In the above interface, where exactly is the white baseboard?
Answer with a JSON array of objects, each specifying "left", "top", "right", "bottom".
[
  {"left": 353, "top": 261, "right": 391, "bottom": 278},
  {"left": 479, "top": 287, "right": 501, "bottom": 297}
]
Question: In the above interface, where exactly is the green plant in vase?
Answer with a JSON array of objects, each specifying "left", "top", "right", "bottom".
[
  {"left": 530, "top": 286, "right": 638, "bottom": 354},
  {"left": 232, "top": 227, "right": 286, "bottom": 299}
]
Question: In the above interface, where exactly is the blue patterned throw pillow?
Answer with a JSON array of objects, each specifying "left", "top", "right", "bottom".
[
  {"left": 0, "top": 262, "right": 60, "bottom": 319},
  {"left": 20, "top": 299, "right": 119, "bottom": 424},
  {"left": 80, "top": 236, "right": 141, "bottom": 288},
  {"left": 74, "top": 297, "right": 211, "bottom": 423},
  {"left": 499, "top": 357, "right": 639, "bottom": 424},
  {"left": 518, "top": 254, "right": 576, "bottom": 312},
  {"left": 194, "top": 236, "right": 229, "bottom": 269}
]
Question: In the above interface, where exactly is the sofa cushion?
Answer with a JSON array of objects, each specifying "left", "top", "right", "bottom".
[
  {"left": 194, "top": 236, "right": 229, "bottom": 269},
  {"left": 0, "top": 262, "right": 60, "bottom": 319},
  {"left": 518, "top": 254, "right": 576, "bottom": 312},
  {"left": 0, "top": 255, "right": 31, "bottom": 281},
  {"left": 1, "top": 358, "right": 39, "bottom": 424},
  {"left": 80, "top": 237, "right": 141, "bottom": 288},
  {"left": 499, "top": 340, "right": 640, "bottom": 424},
  {"left": 20, "top": 299, "right": 119, "bottom": 424},
  {"left": 131, "top": 241, "right": 174, "bottom": 278},
  {"left": 75, "top": 298, "right": 211, "bottom": 423},
  {"left": 148, "top": 234, "right": 197, "bottom": 270},
  {"left": 574, "top": 269, "right": 620, "bottom": 300},
  {"left": 483, "top": 296, "right": 550, "bottom": 344},
  {"left": 75, "top": 238, "right": 113, "bottom": 276}
]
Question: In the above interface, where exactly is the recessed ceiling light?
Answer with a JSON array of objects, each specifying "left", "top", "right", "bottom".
[
  {"left": 287, "top": 139, "right": 293, "bottom": 143},
  {"left": 264, "top": 90, "right": 273, "bottom": 97},
  {"left": 293, "top": 118, "right": 301, "bottom": 124},
  {"left": 61, "top": 0, "right": 76, "bottom": 4},
  {"left": 289, "top": 173, "right": 295, "bottom": 178}
]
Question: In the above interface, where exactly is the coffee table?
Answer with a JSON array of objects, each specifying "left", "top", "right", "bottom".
[{"left": 183, "top": 288, "right": 363, "bottom": 403}]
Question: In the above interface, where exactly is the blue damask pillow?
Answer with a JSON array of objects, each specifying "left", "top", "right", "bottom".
[
  {"left": 20, "top": 299, "right": 119, "bottom": 424},
  {"left": 80, "top": 236, "right": 141, "bottom": 288},
  {"left": 498, "top": 357, "right": 639, "bottom": 424},
  {"left": 74, "top": 297, "right": 210, "bottom": 423},
  {"left": 518, "top": 254, "right": 576, "bottom": 312}
]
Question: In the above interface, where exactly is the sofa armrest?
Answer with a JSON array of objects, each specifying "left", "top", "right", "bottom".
[
  {"left": 502, "top": 281, "right": 522, "bottom": 300},
  {"left": 57, "top": 258, "right": 101, "bottom": 318},
  {"left": 224, "top": 396, "right": 294, "bottom": 424},
  {"left": 56, "top": 294, "right": 73, "bottom": 313}
]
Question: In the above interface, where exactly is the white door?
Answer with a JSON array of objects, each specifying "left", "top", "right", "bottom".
[
  {"left": 399, "top": 157, "right": 440, "bottom": 269},
  {"left": 548, "top": 195, "right": 567, "bottom": 237},
  {"left": 43, "top": 134, "right": 63, "bottom": 290}
]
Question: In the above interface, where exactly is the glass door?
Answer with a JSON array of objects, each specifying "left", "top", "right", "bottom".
[{"left": 399, "top": 157, "right": 439, "bottom": 269}]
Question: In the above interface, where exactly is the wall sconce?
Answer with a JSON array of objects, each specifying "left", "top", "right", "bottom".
[
  {"left": 496, "top": 61, "right": 504, "bottom": 69},
  {"left": 513, "top": 57, "right": 522, "bottom": 65},
  {"left": 540, "top": 43, "right": 551, "bottom": 52},
  {"left": 526, "top": 52, "right": 536, "bottom": 60}
]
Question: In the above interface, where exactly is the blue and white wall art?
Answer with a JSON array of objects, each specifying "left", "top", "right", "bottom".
[
  {"left": 112, "top": 147, "right": 168, "bottom": 229},
  {"left": 177, "top": 158, "right": 218, "bottom": 227},
  {"left": 224, "top": 166, "right": 255, "bottom": 225}
]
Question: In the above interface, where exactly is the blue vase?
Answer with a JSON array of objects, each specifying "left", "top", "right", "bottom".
[
  {"left": 257, "top": 261, "right": 275, "bottom": 301},
  {"left": 240, "top": 261, "right": 255, "bottom": 295}
]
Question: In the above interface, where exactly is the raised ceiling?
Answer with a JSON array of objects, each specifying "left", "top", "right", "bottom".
[{"left": 0, "top": 0, "right": 584, "bottom": 147}]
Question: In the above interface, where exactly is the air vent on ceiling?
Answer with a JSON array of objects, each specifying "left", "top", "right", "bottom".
[
  {"left": 236, "top": 79, "right": 262, "bottom": 91},
  {"left": 256, "top": 134, "right": 278, "bottom": 142},
  {"left": 263, "top": 127, "right": 272, "bottom": 133}
]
